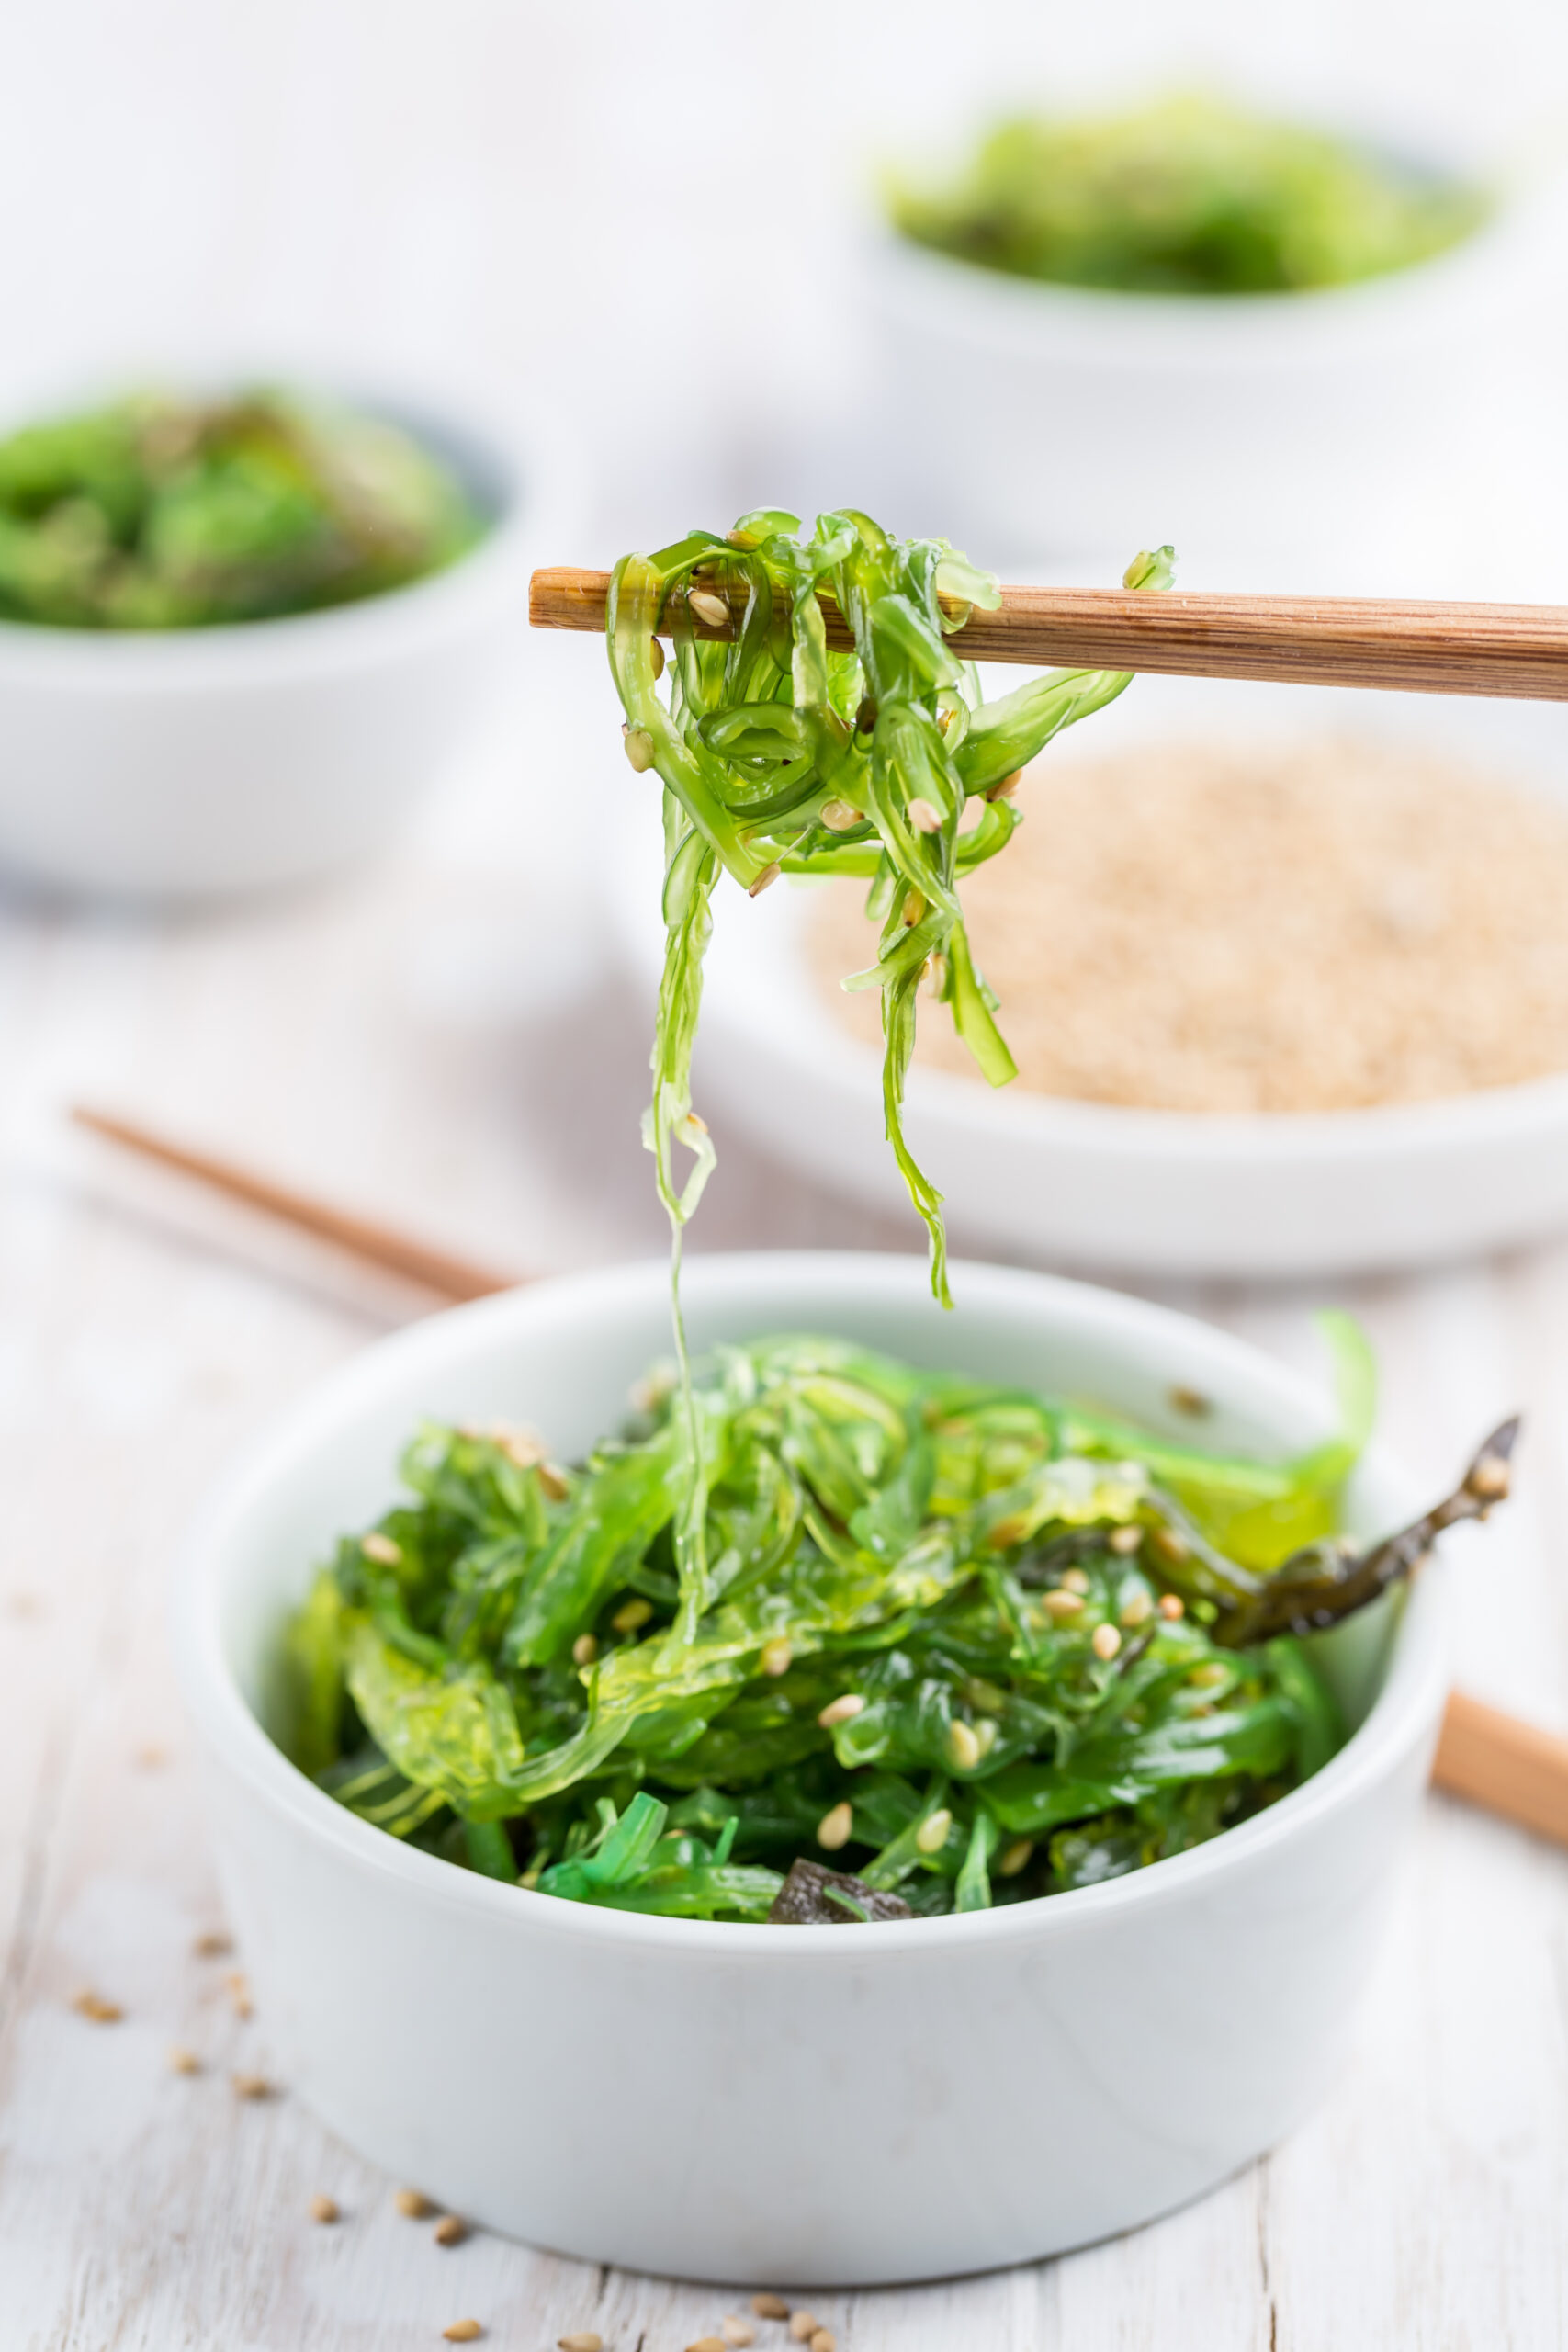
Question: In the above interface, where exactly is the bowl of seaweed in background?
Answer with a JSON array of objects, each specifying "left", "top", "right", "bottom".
[
  {"left": 0, "top": 385, "right": 542, "bottom": 900},
  {"left": 867, "top": 91, "right": 1546, "bottom": 578},
  {"left": 175, "top": 1250, "right": 1447, "bottom": 2284}
]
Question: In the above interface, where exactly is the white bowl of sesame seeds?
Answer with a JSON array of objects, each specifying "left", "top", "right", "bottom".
[
  {"left": 607, "top": 673, "right": 1568, "bottom": 1279},
  {"left": 175, "top": 1251, "right": 1442, "bottom": 2285}
]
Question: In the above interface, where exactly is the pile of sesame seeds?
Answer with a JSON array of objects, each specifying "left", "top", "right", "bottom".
[{"left": 810, "top": 733, "right": 1568, "bottom": 1114}]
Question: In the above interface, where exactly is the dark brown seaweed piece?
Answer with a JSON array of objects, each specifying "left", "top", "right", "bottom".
[
  {"left": 767, "top": 1859, "right": 915, "bottom": 1926},
  {"left": 1213, "top": 1418, "right": 1520, "bottom": 1647}
]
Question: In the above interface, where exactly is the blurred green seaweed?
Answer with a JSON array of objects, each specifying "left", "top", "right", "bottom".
[
  {"left": 889, "top": 92, "right": 1488, "bottom": 296},
  {"left": 0, "top": 389, "right": 482, "bottom": 628}
]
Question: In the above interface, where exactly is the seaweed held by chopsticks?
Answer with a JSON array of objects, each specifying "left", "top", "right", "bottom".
[
  {"left": 273, "top": 1317, "right": 1516, "bottom": 1924},
  {"left": 606, "top": 512, "right": 1175, "bottom": 1306}
]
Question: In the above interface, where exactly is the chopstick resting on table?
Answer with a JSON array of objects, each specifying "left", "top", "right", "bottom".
[
  {"left": 530, "top": 566, "right": 1568, "bottom": 703},
  {"left": 70, "top": 1103, "right": 520, "bottom": 1304},
  {"left": 69, "top": 1098, "right": 1568, "bottom": 1857}
]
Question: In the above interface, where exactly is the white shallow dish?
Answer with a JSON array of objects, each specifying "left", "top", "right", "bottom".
[
  {"left": 175, "top": 1250, "right": 1443, "bottom": 2286},
  {"left": 610, "top": 673, "right": 1568, "bottom": 1279},
  {"left": 0, "top": 389, "right": 549, "bottom": 901}
]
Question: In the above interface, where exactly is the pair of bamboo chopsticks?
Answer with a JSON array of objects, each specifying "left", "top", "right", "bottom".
[
  {"left": 68, "top": 1102, "right": 1568, "bottom": 1855},
  {"left": 528, "top": 567, "right": 1568, "bottom": 702}
]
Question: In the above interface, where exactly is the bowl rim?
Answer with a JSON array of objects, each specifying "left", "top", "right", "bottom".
[
  {"left": 0, "top": 383, "right": 538, "bottom": 682},
  {"left": 174, "top": 1249, "right": 1448, "bottom": 1962}
]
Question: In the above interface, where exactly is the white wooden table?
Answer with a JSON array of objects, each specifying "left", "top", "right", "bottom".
[{"left": 1, "top": 693, "right": 1565, "bottom": 2351}]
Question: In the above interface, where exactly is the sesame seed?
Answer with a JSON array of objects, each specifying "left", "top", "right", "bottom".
[
  {"left": 649, "top": 638, "right": 666, "bottom": 680},
  {"left": 759, "top": 1639, "right": 792, "bottom": 1678},
  {"left": 817, "top": 1801, "right": 853, "bottom": 1851},
  {"left": 434, "top": 2215, "right": 469, "bottom": 2246},
  {"left": 361, "top": 1531, "right": 402, "bottom": 1566},
  {"left": 724, "top": 2321, "right": 758, "bottom": 2346},
  {"left": 688, "top": 588, "right": 730, "bottom": 629},
  {"left": 998, "top": 1838, "right": 1034, "bottom": 1877},
  {"left": 1061, "top": 1568, "right": 1090, "bottom": 1594},
  {"left": 72, "top": 1991, "right": 123, "bottom": 2024},
  {"left": 820, "top": 800, "right": 860, "bottom": 832},
  {"left": 1158, "top": 1593, "right": 1185, "bottom": 1619},
  {"left": 809, "top": 2333, "right": 836, "bottom": 2352},
  {"left": 748, "top": 863, "right": 782, "bottom": 899},
  {"left": 688, "top": 2339, "right": 728, "bottom": 2351},
  {"left": 310, "top": 2195, "right": 340, "bottom": 2224},
  {"left": 787, "top": 2316, "right": 818, "bottom": 2343},
  {"left": 751, "top": 2295, "right": 790, "bottom": 2320},
  {"left": 1108, "top": 1524, "right": 1142, "bottom": 1555},
  {"left": 134, "top": 1744, "right": 167, "bottom": 1768},
  {"left": 224, "top": 1972, "right": 254, "bottom": 2018},
  {"left": 443, "top": 2324, "right": 483, "bottom": 2344},
  {"left": 908, "top": 797, "right": 942, "bottom": 833},
  {"left": 1120, "top": 1590, "right": 1154, "bottom": 1628},
  {"left": 494, "top": 1425, "right": 547, "bottom": 1467},
  {"left": 572, "top": 1634, "right": 598, "bottom": 1668},
  {"left": 1092, "top": 1623, "right": 1122, "bottom": 1661},
  {"left": 395, "top": 2188, "right": 435, "bottom": 2218},
  {"left": 611, "top": 1597, "right": 654, "bottom": 1635},
  {"left": 624, "top": 727, "right": 656, "bottom": 773},
  {"left": 817, "top": 1693, "right": 865, "bottom": 1729},
  {"left": 916, "top": 1807, "right": 953, "bottom": 1855},
  {"left": 168, "top": 2045, "right": 201, "bottom": 2075},
  {"left": 1042, "top": 1589, "right": 1084, "bottom": 1620},
  {"left": 193, "top": 1931, "right": 233, "bottom": 1958},
  {"left": 558, "top": 2335, "right": 604, "bottom": 2352},
  {"left": 947, "top": 1719, "right": 982, "bottom": 1770},
  {"left": 231, "top": 2074, "right": 273, "bottom": 2100}
]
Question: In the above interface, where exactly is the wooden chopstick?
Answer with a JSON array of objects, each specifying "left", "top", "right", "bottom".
[
  {"left": 70, "top": 1104, "right": 520, "bottom": 1304},
  {"left": 530, "top": 565, "right": 1568, "bottom": 702},
  {"left": 1431, "top": 1690, "right": 1568, "bottom": 1847},
  {"left": 66, "top": 1097, "right": 1568, "bottom": 1854}
]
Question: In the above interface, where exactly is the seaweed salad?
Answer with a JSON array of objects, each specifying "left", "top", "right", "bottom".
[
  {"left": 0, "top": 389, "right": 481, "bottom": 628},
  {"left": 278, "top": 1322, "right": 1515, "bottom": 1922},
  {"left": 888, "top": 93, "right": 1486, "bottom": 297}
]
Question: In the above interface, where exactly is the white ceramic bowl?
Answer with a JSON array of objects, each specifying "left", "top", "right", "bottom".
[
  {"left": 0, "top": 393, "right": 545, "bottom": 901},
  {"left": 864, "top": 172, "right": 1559, "bottom": 582},
  {"left": 610, "top": 673, "right": 1568, "bottom": 1279},
  {"left": 175, "top": 1251, "right": 1442, "bottom": 2286}
]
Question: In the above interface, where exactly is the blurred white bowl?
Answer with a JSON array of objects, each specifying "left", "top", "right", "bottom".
[
  {"left": 175, "top": 1250, "right": 1439, "bottom": 2284},
  {"left": 609, "top": 673, "right": 1568, "bottom": 1278},
  {"left": 0, "top": 392, "right": 546, "bottom": 901},
  {"left": 865, "top": 172, "right": 1559, "bottom": 580}
]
